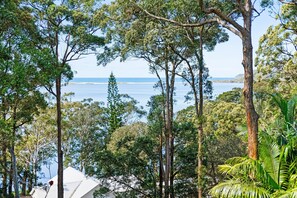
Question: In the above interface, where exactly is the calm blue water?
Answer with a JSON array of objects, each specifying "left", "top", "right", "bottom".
[
  {"left": 62, "top": 77, "right": 243, "bottom": 112},
  {"left": 41, "top": 77, "right": 243, "bottom": 182}
]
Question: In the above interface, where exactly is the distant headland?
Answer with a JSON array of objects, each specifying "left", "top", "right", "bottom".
[{"left": 212, "top": 74, "right": 244, "bottom": 83}]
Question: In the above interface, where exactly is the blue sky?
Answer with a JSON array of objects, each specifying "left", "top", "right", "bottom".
[{"left": 70, "top": 9, "right": 278, "bottom": 78}]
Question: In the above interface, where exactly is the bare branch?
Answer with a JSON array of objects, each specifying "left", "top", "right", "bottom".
[
  {"left": 206, "top": 7, "right": 244, "bottom": 34},
  {"left": 216, "top": 18, "right": 242, "bottom": 38},
  {"left": 137, "top": 5, "right": 217, "bottom": 27}
]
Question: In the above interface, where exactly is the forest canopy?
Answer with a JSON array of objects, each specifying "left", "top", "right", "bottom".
[{"left": 0, "top": 1, "right": 296, "bottom": 198}]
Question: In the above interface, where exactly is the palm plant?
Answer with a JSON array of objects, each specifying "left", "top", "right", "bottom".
[
  {"left": 210, "top": 94, "right": 297, "bottom": 198},
  {"left": 271, "top": 93, "right": 297, "bottom": 131}
]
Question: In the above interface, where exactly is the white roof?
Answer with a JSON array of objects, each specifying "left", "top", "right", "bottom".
[
  {"left": 31, "top": 167, "right": 107, "bottom": 198},
  {"left": 50, "top": 167, "right": 86, "bottom": 184}
]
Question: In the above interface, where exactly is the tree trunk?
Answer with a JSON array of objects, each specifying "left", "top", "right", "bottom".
[
  {"left": 28, "top": 172, "right": 33, "bottom": 194},
  {"left": 11, "top": 118, "right": 20, "bottom": 198},
  {"left": 34, "top": 161, "right": 38, "bottom": 187},
  {"left": 170, "top": 136, "right": 174, "bottom": 198},
  {"left": 10, "top": 146, "right": 20, "bottom": 198},
  {"left": 9, "top": 162, "right": 13, "bottom": 196},
  {"left": 169, "top": 70, "right": 175, "bottom": 198},
  {"left": 164, "top": 61, "right": 171, "bottom": 198},
  {"left": 2, "top": 144, "right": 7, "bottom": 197},
  {"left": 56, "top": 75, "right": 64, "bottom": 198},
  {"left": 159, "top": 133, "right": 163, "bottom": 198},
  {"left": 164, "top": 59, "right": 175, "bottom": 198},
  {"left": 242, "top": 1, "right": 259, "bottom": 160},
  {"left": 21, "top": 170, "right": 27, "bottom": 196}
]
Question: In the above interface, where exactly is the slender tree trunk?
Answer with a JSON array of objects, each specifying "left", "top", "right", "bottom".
[
  {"left": 210, "top": 162, "right": 217, "bottom": 185},
  {"left": 159, "top": 133, "right": 163, "bottom": 198},
  {"left": 2, "top": 144, "right": 7, "bottom": 197},
  {"left": 169, "top": 136, "right": 174, "bottom": 198},
  {"left": 10, "top": 146, "right": 19, "bottom": 198},
  {"left": 169, "top": 70, "right": 175, "bottom": 198},
  {"left": 156, "top": 71, "right": 165, "bottom": 198},
  {"left": 21, "top": 170, "right": 27, "bottom": 196},
  {"left": 9, "top": 162, "right": 13, "bottom": 196},
  {"left": 56, "top": 75, "right": 64, "bottom": 198},
  {"left": 242, "top": 1, "right": 259, "bottom": 160},
  {"left": 164, "top": 61, "right": 170, "bottom": 198},
  {"left": 34, "top": 160, "right": 38, "bottom": 186},
  {"left": 164, "top": 59, "right": 176, "bottom": 198},
  {"left": 11, "top": 118, "right": 20, "bottom": 198},
  {"left": 197, "top": 29, "right": 204, "bottom": 198},
  {"left": 28, "top": 172, "right": 33, "bottom": 193}
]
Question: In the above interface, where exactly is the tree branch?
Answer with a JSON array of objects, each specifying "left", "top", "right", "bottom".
[{"left": 137, "top": 5, "right": 217, "bottom": 27}]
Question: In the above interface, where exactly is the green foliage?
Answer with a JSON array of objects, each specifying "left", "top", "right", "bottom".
[
  {"left": 61, "top": 98, "right": 106, "bottom": 171},
  {"left": 175, "top": 102, "right": 246, "bottom": 195},
  {"left": 255, "top": 3, "right": 297, "bottom": 96},
  {"left": 271, "top": 93, "right": 297, "bottom": 130},
  {"left": 204, "top": 101, "right": 246, "bottom": 136},
  {"left": 216, "top": 88, "right": 243, "bottom": 104},
  {"left": 107, "top": 72, "right": 122, "bottom": 133},
  {"left": 210, "top": 93, "right": 297, "bottom": 198},
  {"left": 106, "top": 73, "right": 146, "bottom": 135},
  {"left": 94, "top": 122, "right": 159, "bottom": 197}
]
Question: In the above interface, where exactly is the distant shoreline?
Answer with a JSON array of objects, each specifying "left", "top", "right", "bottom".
[
  {"left": 71, "top": 76, "right": 244, "bottom": 84},
  {"left": 211, "top": 79, "right": 244, "bottom": 83}
]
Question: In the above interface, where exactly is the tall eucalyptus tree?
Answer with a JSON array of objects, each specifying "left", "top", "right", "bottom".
[
  {"left": 97, "top": 2, "right": 188, "bottom": 196},
  {"left": 0, "top": 1, "right": 54, "bottom": 197},
  {"left": 129, "top": 0, "right": 269, "bottom": 161},
  {"left": 26, "top": 1, "right": 105, "bottom": 197}
]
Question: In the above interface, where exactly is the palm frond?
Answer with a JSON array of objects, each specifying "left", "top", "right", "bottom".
[
  {"left": 218, "top": 157, "right": 253, "bottom": 178},
  {"left": 273, "top": 188, "right": 297, "bottom": 198},
  {"left": 210, "top": 180, "right": 271, "bottom": 198},
  {"left": 287, "top": 95, "right": 297, "bottom": 126},
  {"left": 259, "top": 132, "right": 281, "bottom": 183},
  {"left": 218, "top": 156, "right": 280, "bottom": 191},
  {"left": 271, "top": 93, "right": 288, "bottom": 123}
]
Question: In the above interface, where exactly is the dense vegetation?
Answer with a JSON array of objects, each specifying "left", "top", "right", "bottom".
[{"left": 0, "top": 0, "right": 297, "bottom": 198}]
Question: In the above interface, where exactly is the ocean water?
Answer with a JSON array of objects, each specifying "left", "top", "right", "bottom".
[
  {"left": 41, "top": 77, "right": 243, "bottom": 182},
  {"left": 62, "top": 77, "right": 243, "bottom": 112}
]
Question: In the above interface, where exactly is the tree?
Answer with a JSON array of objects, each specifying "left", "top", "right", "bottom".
[
  {"left": 107, "top": 73, "right": 122, "bottom": 133},
  {"left": 62, "top": 98, "right": 105, "bottom": 172},
  {"left": 96, "top": 122, "right": 158, "bottom": 197},
  {"left": 129, "top": 0, "right": 266, "bottom": 161},
  {"left": 256, "top": 3, "right": 297, "bottom": 96},
  {"left": 27, "top": 1, "right": 105, "bottom": 196},
  {"left": 97, "top": 3, "right": 191, "bottom": 195},
  {"left": 105, "top": 73, "right": 145, "bottom": 136},
  {"left": 210, "top": 94, "right": 297, "bottom": 197},
  {"left": 16, "top": 107, "right": 57, "bottom": 194},
  {"left": 176, "top": 97, "right": 246, "bottom": 196},
  {"left": 0, "top": 2, "right": 55, "bottom": 196},
  {"left": 171, "top": 21, "right": 227, "bottom": 196}
]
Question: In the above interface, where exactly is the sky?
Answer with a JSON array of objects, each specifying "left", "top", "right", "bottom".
[{"left": 70, "top": 8, "right": 279, "bottom": 78}]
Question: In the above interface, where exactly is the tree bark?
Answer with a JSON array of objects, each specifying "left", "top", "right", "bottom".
[
  {"left": 9, "top": 162, "right": 12, "bottom": 196},
  {"left": 198, "top": 28, "right": 205, "bottom": 198},
  {"left": 2, "top": 144, "right": 7, "bottom": 197},
  {"left": 11, "top": 113, "right": 20, "bottom": 198},
  {"left": 21, "top": 170, "right": 27, "bottom": 196},
  {"left": 198, "top": 0, "right": 259, "bottom": 160},
  {"left": 164, "top": 58, "right": 176, "bottom": 198},
  {"left": 56, "top": 75, "right": 64, "bottom": 198},
  {"left": 164, "top": 60, "right": 170, "bottom": 198},
  {"left": 242, "top": 1, "right": 259, "bottom": 160},
  {"left": 10, "top": 146, "right": 19, "bottom": 198},
  {"left": 159, "top": 133, "right": 163, "bottom": 198}
]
